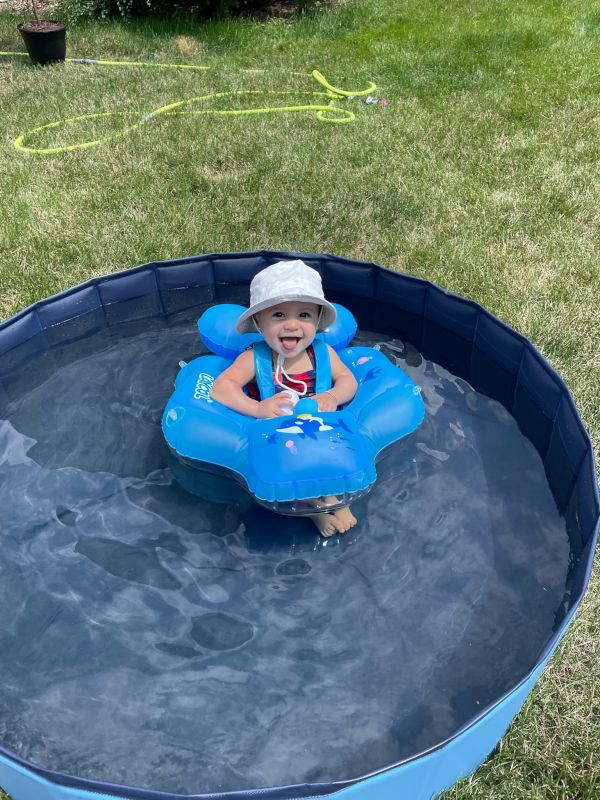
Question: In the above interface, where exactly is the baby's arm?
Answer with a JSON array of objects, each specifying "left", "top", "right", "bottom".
[
  {"left": 313, "top": 346, "right": 358, "bottom": 412},
  {"left": 210, "top": 350, "right": 291, "bottom": 419}
]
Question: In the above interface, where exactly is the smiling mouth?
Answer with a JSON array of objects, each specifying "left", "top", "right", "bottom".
[{"left": 280, "top": 336, "right": 301, "bottom": 351}]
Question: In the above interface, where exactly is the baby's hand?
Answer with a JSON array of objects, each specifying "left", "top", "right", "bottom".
[
  {"left": 255, "top": 394, "right": 292, "bottom": 419},
  {"left": 313, "top": 392, "right": 337, "bottom": 412}
]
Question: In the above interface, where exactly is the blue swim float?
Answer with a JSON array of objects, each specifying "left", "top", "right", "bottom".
[{"left": 162, "top": 303, "right": 425, "bottom": 511}]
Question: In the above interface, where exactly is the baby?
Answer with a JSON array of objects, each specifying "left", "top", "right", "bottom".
[{"left": 210, "top": 259, "right": 358, "bottom": 537}]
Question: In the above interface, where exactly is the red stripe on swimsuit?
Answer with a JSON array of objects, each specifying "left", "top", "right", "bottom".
[{"left": 246, "top": 345, "right": 316, "bottom": 400}]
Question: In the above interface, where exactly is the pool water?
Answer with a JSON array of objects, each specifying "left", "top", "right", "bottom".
[{"left": 0, "top": 300, "right": 573, "bottom": 795}]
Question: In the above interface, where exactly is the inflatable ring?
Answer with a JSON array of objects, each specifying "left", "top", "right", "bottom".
[{"left": 162, "top": 304, "right": 425, "bottom": 513}]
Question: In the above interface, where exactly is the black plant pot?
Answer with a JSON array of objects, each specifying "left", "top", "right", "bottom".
[{"left": 17, "top": 20, "right": 66, "bottom": 66}]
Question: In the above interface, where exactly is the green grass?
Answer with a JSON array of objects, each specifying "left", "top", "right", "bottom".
[{"left": 0, "top": 1, "right": 599, "bottom": 798}]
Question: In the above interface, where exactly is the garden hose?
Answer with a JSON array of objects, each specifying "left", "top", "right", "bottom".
[{"left": 0, "top": 52, "right": 377, "bottom": 154}]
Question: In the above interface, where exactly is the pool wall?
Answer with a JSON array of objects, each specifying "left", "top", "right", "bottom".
[{"left": 0, "top": 251, "right": 598, "bottom": 800}]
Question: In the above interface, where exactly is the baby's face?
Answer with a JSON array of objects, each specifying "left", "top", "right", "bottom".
[{"left": 255, "top": 301, "right": 320, "bottom": 359}]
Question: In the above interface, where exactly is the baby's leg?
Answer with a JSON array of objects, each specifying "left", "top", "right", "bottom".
[
  {"left": 308, "top": 512, "right": 340, "bottom": 537},
  {"left": 299, "top": 492, "right": 358, "bottom": 537},
  {"left": 318, "top": 496, "right": 357, "bottom": 532},
  {"left": 332, "top": 505, "right": 357, "bottom": 532},
  {"left": 305, "top": 495, "right": 338, "bottom": 511}
]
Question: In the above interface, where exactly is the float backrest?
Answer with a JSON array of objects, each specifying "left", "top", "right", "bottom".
[{"left": 197, "top": 303, "right": 357, "bottom": 360}]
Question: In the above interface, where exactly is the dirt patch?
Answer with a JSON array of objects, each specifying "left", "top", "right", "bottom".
[
  {"left": 174, "top": 34, "right": 203, "bottom": 57},
  {"left": 18, "top": 19, "right": 64, "bottom": 31}
]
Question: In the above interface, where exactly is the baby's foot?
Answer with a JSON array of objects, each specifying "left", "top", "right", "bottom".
[
  {"left": 309, "top": 513, "right": 339, "bottom": 537},
  {"left": 332, "top": 506, "right": 357, "bottom": 533}
]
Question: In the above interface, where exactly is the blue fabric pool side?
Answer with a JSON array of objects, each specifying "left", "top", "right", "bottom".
[{"left": 0, "top": 250, "right": 598, "bottom": 800}]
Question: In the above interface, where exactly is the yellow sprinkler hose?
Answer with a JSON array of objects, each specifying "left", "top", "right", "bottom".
[{"left": 0, "top": 52, "right": 377, "bottom": 155}]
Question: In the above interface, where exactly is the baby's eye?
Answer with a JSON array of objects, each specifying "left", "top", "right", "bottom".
[
  {"left": 272, "top": 311, "right": 284, "bottom": 318},
  {"left": 299, "top": 311, "right": 314, "bottom": 319}
]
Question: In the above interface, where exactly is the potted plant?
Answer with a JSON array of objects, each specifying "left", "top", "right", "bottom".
[{"left": 17, "top": 1, "right": 66, "bottom": 66}]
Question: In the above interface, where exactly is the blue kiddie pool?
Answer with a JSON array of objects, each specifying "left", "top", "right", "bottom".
[{"left": 0, "top": 251, "right": 597, "bottom": 800}]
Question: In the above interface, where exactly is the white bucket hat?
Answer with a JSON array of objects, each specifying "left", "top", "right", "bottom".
[{"left": 236, "top": 260, "right": 337, "bottom": 333}]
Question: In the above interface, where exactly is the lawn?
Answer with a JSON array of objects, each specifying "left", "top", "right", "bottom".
[{"left": 0, "top": 0, "right": 598, "bottom": 799}]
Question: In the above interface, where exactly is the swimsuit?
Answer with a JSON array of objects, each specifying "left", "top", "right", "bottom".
[{"left": 246, "top": 345, "right": 316, "bottom": 400}]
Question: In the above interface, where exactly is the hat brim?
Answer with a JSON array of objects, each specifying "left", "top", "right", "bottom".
[{"left": 236, "top": 295, "right": 337, "bottom": 334}]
